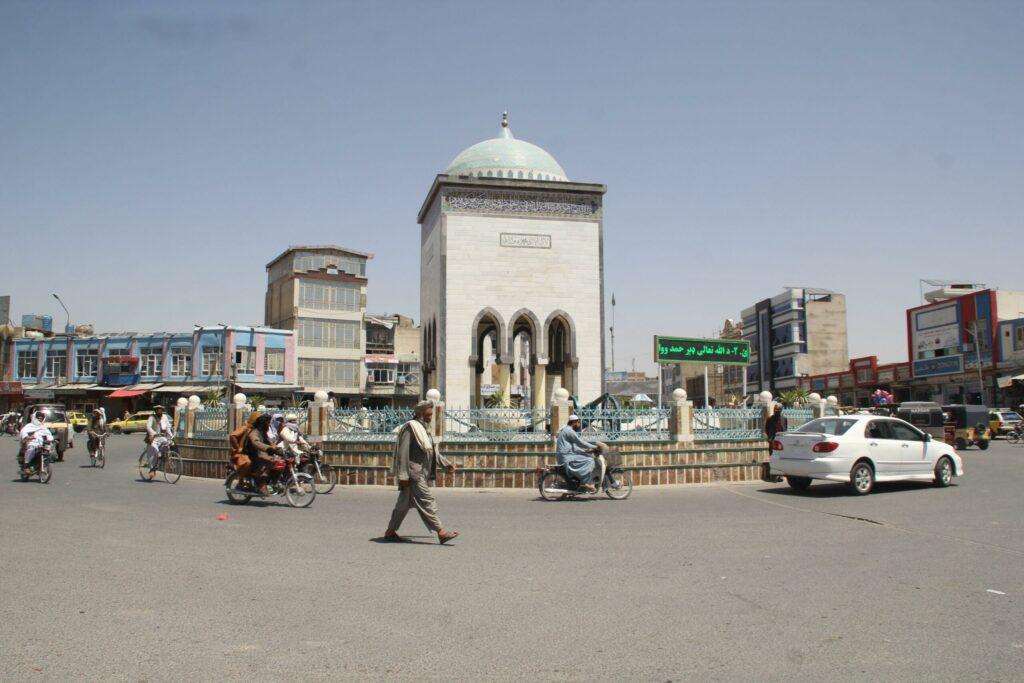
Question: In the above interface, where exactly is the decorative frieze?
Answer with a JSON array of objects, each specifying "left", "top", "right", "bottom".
[{"left": 442, "top": 189, "right": 602, "bottom": 219}]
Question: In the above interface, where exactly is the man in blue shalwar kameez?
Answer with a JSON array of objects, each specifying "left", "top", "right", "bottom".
[{"left": 556, "top": 415, "right": 598, "bottom": 492}]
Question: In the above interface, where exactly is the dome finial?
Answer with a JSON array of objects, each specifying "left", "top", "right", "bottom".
[{"left": 501, "top": 111, "right": 509, "bottom": 128}]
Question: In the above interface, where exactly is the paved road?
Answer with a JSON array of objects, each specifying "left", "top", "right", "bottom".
[{"left": 1, "top": 435, "right": 1022, "bottom": 681}]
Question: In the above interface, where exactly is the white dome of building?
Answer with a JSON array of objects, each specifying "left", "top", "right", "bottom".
[{"left": 445, "top": 113, "right": 568, "bottom": 182}]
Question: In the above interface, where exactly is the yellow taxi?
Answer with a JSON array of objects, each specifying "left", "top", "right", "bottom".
[
  {"left": 108, "top": 411, "right": 155, "bottom": 434},
  {"left": 67, "top": 411, "right": 89, "bottom": 432}
]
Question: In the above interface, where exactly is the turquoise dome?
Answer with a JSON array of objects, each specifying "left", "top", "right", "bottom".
[{"left": 445, "top": 115, "right": 568, "bottom": 182}]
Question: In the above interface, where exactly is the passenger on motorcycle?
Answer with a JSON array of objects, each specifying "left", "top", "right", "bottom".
[
  {"left": 142, "top": 405, "right": 173, "bottom": 480},
  {"left": 19, "top": 411, "right": 53, "bottom": 474},
  {"left": 556, "top": 414, "right": 599, "bottom": 493},
  {"left": 279, "top": 415, "right": 310, "bottom": 458},
  {"left": 244, "top": 413, "right": 284, "bottom": 495},
  {"left": 86, "top": 408, "right": 106, "bottom": 457}
]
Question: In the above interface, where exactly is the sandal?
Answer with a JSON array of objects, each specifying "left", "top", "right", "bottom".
[
  {"left": 438, "top": 530, "right": 460, "bottom": 544},
  {"left": 383, "top": 532, "right": 408, "bottom": 543}
]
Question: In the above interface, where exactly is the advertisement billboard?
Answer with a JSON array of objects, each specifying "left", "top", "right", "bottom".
[{"left": 912, "top": 355, "right": 964, "bottom": 378}]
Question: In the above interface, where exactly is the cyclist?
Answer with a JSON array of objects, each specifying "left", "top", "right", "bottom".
[
  {"left": 86, "top": 408, "right": 107, "bottom": 460},
  {"left": 18, "top": 411, "right": 53, "bottom": 475},
  {"left": 142, "top": 405, "right": 173, "bottom": 481}
]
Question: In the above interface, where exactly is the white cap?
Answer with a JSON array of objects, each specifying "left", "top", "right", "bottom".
[{"left": 568, "top": 414, "right": 580, "bottom": 422}]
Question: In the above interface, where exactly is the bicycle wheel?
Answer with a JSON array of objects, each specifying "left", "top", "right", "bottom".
[
  {"left": 97, "top": 446, "right": 106, "bottom": 469},
  {"left": 163, "top": 451, "right": 183, "bottom": 484},
  {"left": 303, "top": 462, "right": 337, "bottom": 494},
  {"left": 285, "top": 473, "right": 316, "bottom": 508},
  {"left": 138, "top": 453, "right": 152, "bottom": 480}
]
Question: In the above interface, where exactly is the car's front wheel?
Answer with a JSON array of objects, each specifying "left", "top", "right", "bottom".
[
  {"left": 848, "top": 461, "right": 874, "bottom": 496},
  {"left": 786, "top": 476, "right": 812, "bottom": 492},
  {"left": 934, "top": 456, "right": 954, "bottom": 487},
  {"left": 977, "top": 440, "right": 989, "bottom": 451}
]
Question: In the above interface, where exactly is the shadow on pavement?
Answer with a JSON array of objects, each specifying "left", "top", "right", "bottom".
[
  {"left": 757, "top": 480, "right": 955, "bottom": 498},
  {"left": 369, "top": 535, "right": 449, "bottom": 546}
]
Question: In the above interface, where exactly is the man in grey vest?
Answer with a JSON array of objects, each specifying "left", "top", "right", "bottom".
[{"left": 384, "top": 400, "right": 459, "bottom": 544}]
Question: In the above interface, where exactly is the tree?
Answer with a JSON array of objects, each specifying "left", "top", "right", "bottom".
[{"left": 778, "top": 388, "right": 810, "bottom": 407}]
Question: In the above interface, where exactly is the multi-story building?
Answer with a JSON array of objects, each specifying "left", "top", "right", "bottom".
[
  {"left": 906, "top": 287, "right": 1024, "bottom": 405},
  {"left": 741, "top": 288, "right": 848, "bottom": 396},
  {"left": 364, "top": 313, "right": 421, "bottom": 408},
  {"left": 7, "top": 326, "right": 296, "bottom": 413},
  {"left": 265, "top": 246, "right": 371, "bottom": 404}
]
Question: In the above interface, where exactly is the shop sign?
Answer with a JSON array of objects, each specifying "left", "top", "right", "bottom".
[
  {"left": 0, "top": 381, "right": 23, "bottom": 396},
  {"left": 913, "top": 355, "right": 964, "bottom": 378}
]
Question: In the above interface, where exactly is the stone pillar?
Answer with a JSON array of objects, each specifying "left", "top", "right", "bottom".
[
  {"left": 185, "top": 394, "right": 201, "bottom": 438},
  {"left": 307, "top": 390, "right": 331, "bottom": 441},
  {"left": 550, "top": 387, "right": 570, "bottom": 445},
  {"left": 427, "top": 388, "right": 443, "bottom": 441},
  {"left": 532, "top": 362, "right": 548, "bottom": 410},
  {"left": 473, "top": 369, "right": 483, "bottom": 408},
  {"left": 669, "top": 388, "right": 694, "bottom": 443},
  {"left": 497, "top": 362, "right": 511, "bottom": 406},
  {"left": 173, "top": 397, "right": 188, "bottom": 436},
  {"left": 758, "top": 391, "right": 773, "bottom": 438},
  {"left": 228, "top": 393, "right": 246, "bottom": 432},
  {"left": 808, "top": 392, "right": 825, "bottom": 418}
]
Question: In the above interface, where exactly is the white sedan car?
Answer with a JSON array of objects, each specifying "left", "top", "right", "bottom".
[{"left": 769, "top": 415, "right": 963, "bottom": 495}]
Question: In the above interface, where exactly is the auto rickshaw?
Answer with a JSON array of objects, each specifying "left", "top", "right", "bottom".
[{"left": 942, "top": 404, "right": 991, "bottom": 450}]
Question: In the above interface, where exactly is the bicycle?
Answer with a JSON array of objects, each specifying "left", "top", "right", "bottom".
[
  {"left": 89, "top": 433, "right": 108, "bottom": 468},
  {"left": 138, "top": 438, "right": 183, "bottom": 484},
  {"left": 1008, "top": 426, "right": 1024, "bottom": 446}
]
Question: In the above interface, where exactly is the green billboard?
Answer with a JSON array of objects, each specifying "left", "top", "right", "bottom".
[{"left": 654, "top": 336, "right": 751, "bottom": 365}]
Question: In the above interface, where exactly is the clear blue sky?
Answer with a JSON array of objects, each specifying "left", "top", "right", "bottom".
[{"left": 2, "top": 1, "right": 1021, "bottom": 371}]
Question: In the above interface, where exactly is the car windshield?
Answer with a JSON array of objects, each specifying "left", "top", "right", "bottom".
[
  {"left": 795, "top": 418, "right": 857, "bottom": 436},
  {"left": 1001, "top": 412, "right": 1022, "bottom": 420},
  {"left": 38, "top": 408, "right": 65, "bottom": 423}
]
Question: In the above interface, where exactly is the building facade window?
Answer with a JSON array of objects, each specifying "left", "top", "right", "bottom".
[
  {"left": 264, "top": 349, "right": 285, "bottom": 376},
  {"left": 201, "top": 346, "right": 223, "bottom": 376},
  {"left": 235, "top": 346, "right": 256, "bottom": 375},
  {"left": 397, "top": 363, "right": 420, "bottom": 386},
  {"left": 298, "top": 359, "right": 358, "bottom": 387},
  {"left": 140, "top": 346, "right": 163, "bottom": 376},
  {"left": 18, "top": 349, "right": 38, "bottom": 379},
  {"left": 170, "top": 347, "right": 192, "bottom": 377},
  {"left": 1016, "top": 326, "right": 1024, "bottom": 351},
  {"left": 76, "top": 349, "right": 99, "bottom": 377},
  {"left": 105, "top": 347, "right": 129, "bottom": 358},
  {"left": 298, "top": 280, "right": 360, "bottom": 312},
  {"left": 296, "top": 318, "right": 360, "bottom": 349},
  {"left": 366, "top": 363, "right": 395, "bottom": 384},
  {"left": 44, "top": 349, "right": 67, "bottom": 379},
  {"left": 293, "top": 252, "right": 365, "bottom": 277}
]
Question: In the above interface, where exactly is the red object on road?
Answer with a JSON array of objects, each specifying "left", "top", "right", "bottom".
[{"left": 216, "top": 513, "right": 229, "bottom": 521}]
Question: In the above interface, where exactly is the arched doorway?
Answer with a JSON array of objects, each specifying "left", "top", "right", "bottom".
[
  {"left": 508, "top": 309, "right": 542, "bottom": 409},
  {"left": 470, "top": 308, "right": 506, "bottom": 407},
  {"left": 545, "top": 311, "right": 577, "bottom": 402}
]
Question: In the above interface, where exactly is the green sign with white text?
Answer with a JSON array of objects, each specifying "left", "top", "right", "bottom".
[{"left": 654, "top": 336, "right": 751, "bottom": 365}]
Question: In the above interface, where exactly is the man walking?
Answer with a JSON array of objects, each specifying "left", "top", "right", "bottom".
[{"left": 384, "top": 400, "right": 459, "bottom": 544}]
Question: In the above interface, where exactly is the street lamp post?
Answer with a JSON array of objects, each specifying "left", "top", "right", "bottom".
[{"left": 52, "top": 293, "right": 70, "bottom": 333}]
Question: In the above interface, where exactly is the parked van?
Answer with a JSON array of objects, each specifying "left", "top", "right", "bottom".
[{"left": 894, "top": 402, "right": 945, "bottom": 441}]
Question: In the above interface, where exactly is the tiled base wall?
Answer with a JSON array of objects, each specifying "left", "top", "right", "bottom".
[{"left": 177, "top": 438, "right": 769, "bottom": 488}]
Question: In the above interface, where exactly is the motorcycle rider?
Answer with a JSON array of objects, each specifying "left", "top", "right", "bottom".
[
  {"left": 86, "top": 408, "right": 107, "bottom": 459},
  {"left": 555, "top": 414, "right": 599, "bottom": 493},
  {"left": 142, "top": 405, "right": 173, "bottom": 481},
  {"left": 19, "top": 411, "right": 53, "bottom": 474},
  {"left": 279, "top": 415, "right": 311, "bottom": 458},
  {"left": 244, "top": 413, "right": 284, "bottom": 495}
]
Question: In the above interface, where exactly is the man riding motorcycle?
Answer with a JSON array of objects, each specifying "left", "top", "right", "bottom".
[
  {"left": 555, "top": 414, "right": 599, "bottom": 493},
  {"left": 243, "top": 413, "right": 285, "bottom": 495},
  {"left": 19, "top": 411, "right": 54, "bottom": 475}
]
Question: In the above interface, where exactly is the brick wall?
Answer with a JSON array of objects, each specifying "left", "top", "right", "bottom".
[{"left": 177, "top": 438, "right": 769, "bottom": 488}]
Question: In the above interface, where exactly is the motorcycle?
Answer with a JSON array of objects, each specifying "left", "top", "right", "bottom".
[
  {"left": 295, "top": 444, "right": 337, "bottom": 494},
  {"left": 223, "top": 454, "right": 316, "bottom": 508},
  {"left": 538, "top": 443, "right": 633, "bottom": 501},
  {"left": 19, "top": 440, "right": 53, "bottom": 484}
]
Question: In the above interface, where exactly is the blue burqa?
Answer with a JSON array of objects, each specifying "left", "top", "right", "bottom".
[{"left": 556, "top": 425, "right": 597, "bottom": 483}]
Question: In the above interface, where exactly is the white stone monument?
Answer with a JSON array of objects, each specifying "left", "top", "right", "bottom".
[{"left": 418, "top": 114, "right": 606, "bottom": 409}]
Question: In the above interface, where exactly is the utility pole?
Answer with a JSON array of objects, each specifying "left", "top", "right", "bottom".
[
  {"left": 969, "top": 320, "right": 987, "bottom": 406},
  {"left": 609, "top": 293, "right": 616, "bottom": 373}
]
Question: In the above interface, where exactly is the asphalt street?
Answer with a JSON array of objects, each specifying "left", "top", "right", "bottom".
[{"left": 1, "top": 435, "right": 1022, "bottom": 681}]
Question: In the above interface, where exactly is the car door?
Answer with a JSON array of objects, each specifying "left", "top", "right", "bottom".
[
  {"left": 887, "top": 420, "right": 929, "bottom": 475},
  {"left": 864, "top": 420, "right": 902, "bottom": 476}
]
